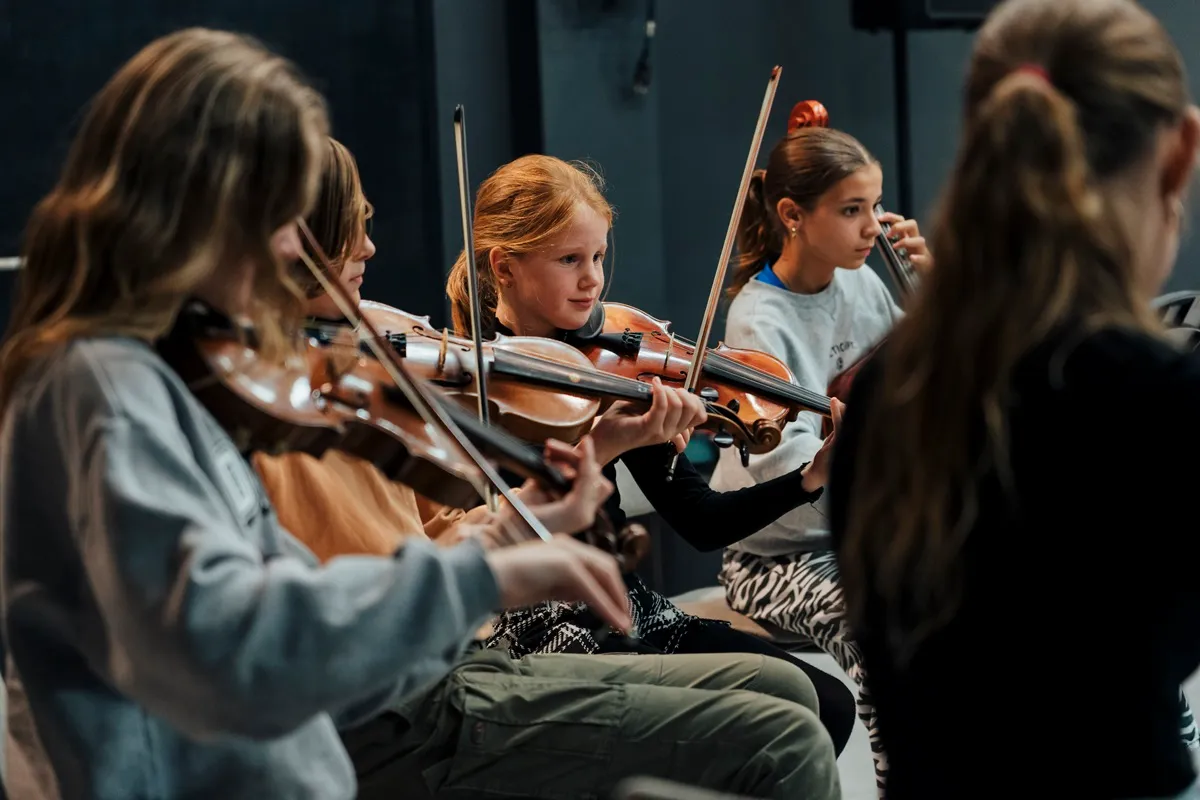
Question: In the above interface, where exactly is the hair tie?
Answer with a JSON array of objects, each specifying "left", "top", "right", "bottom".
[{"left": 1014, "top": 63, "right": 1050, "bottom": 83}]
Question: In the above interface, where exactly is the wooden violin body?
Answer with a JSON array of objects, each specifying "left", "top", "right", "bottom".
[
  {"left": 159, "top": 302, "right": 343, "bottom": 457},
  {"left": 357, "top": 300, "right": 754, "bottom": 450},
  {"left": 576, "top": 302, "right": 832, "bottom": 459},
  {"left": 357, "top": 301, "right": 602, "bottom": 444}
]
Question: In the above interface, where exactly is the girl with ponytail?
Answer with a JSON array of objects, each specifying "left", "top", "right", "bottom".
[
  {"left": 714, "top": 109, "right": 932, "bottom": 793},
  {"left": 829, "top": 0, "right": 1200, "bottom": 796}
]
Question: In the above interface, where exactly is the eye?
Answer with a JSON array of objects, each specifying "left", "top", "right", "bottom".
[
  {"left": 593, "top": 252, "right": 605, "bottom": 264},
  {"left": 559, "top": 254, "right": 578, "bottom": 265},
  {"left": 842, "top": 205, "right": 860, "bottom": 217}
]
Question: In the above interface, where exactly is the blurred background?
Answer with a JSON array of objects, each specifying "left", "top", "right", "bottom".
[{"left": 4, "top": 0, "right": 1200, "bottom": 337}]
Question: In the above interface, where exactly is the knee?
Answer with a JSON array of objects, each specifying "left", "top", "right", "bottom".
[
  {"left": 747, "top": 655, "right": 820, "bottom": 713},
  {"left": 742, "top": 697, "right": 841, "bottom": 800}
]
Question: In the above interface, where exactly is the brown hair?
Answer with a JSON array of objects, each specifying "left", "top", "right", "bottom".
[
  {"left": 730, "top": 128, "right": 876, "bottom": 297},
  {"left": 295, "top": 137, "right": 374, "bottom": 298},
  {"left": 1, "top": 28, "right": 327, "bottom": 409},
  {"left": 838, "top": 0, "right": 1186, "bottom": 661},
  {"left": 446, "top": 154, "right": 613, "bottom": 336}
]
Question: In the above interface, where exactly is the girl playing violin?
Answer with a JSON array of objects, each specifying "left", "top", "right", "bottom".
[
  {"left": 712, "top": 111, "right": 930, "bottom": 791},
  {"left": 248, "top": 136, "right": 844, "bottom": 797},
  {"left": 445, "top": 153, "right": 859, "bottom": 755},
  {"left": 253, "top": 138, "right": 608, "bottom": 560},
  {"left": 830, "top": 0, "right": 1200, "bottom": 796},
  {"left": 0, "top": 32, "right": 841, "bottom": 800}
]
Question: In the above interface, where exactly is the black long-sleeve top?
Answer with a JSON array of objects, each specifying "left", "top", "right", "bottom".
[
  {"left": 829, "top": 325, "right": 1200, "bottom": 799},
  {"left": 606, "top": 444, "right": 820, "bottom": 551}
]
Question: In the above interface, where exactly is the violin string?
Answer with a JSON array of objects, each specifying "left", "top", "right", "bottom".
[
  {"left": 627, "top": 324, "right": 833, "bottom": 415},
  {"left": 293, "top": 219, "right": 555, "bottom": 543}
]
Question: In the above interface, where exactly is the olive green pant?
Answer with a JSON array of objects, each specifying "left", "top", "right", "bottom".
[{"left": 344, "top": 648, "right": 840, "bottom": 800}]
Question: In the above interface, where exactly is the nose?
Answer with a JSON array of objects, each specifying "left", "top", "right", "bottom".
[
  {"left": 580, "top": 258, "right": 603, "bottom": 291},
  {"left": 865, "top": 214, "right": 884, "bottom": 239},
  {"left": 357, "top": 233, "right": 377, "bottom": 261}
]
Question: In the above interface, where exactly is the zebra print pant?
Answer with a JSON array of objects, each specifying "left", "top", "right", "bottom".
[{"left": 720, "top": 548, "right": 1200, "bottom": 796}]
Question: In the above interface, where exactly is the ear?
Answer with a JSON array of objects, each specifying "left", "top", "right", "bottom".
[
  {"left": 775, "top": 197, "right": 804, "bottom": 233},
  {"left": 1162, "top": 105, "right": 1200, "bottom": 201},
  {"left": 488, "top": 245, "right": 512, "bottom": 286}
]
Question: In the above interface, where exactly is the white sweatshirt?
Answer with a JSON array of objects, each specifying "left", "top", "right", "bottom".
[{"left": 712, "top": 265, "right": 901, "bottom": 556}]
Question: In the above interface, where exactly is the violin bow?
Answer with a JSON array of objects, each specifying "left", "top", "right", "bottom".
[
  {"left": 668, "top": 65, "right": 782, "bottom": 480},
  {"left": 453, "top": 104, "right": 498, "bottom": 513},
  {"left": 294, "top": 222, "right": 554, "bottom": 543}
]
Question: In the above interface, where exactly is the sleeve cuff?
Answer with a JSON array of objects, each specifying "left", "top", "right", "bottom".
[
  {"left": 792, "top": 463, "right": 825, "bottom": 505},
  {"left": 395, "top": 538, "right": 501, "bottom": 627}
]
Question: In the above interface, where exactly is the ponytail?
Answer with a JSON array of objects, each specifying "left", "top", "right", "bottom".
[
  {"left": 728, "top": 169, "right": 783, "bottom": 298},
  {"left": 839, "top": 51, "right": 1176, "bottom": 664},
  {"left": 446, "top": 248, "right": 499, "bottom": 337}
]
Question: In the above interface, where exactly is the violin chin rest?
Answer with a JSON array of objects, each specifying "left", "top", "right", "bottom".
[{"left": 571, "top": 302, "right": 607, "bottom": 340}]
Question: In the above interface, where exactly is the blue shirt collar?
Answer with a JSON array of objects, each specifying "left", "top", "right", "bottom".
[{"left": 754, "top": 263, "right": 787, "bottom": 289}]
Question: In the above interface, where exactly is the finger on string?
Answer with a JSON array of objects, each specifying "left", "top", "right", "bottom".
[
  {"left": 571, "top": 436, "right": 601, "bottom": 480},
  {"left": 645, "top": 378, "right": 668, "bottom": 426},
  {"left": 544, "top": 438, "right": 582, "bottom": 465}
]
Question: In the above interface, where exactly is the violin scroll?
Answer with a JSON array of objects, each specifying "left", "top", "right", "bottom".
[{"left": 787, "top": 100, "right": 829, "bottom": 132}]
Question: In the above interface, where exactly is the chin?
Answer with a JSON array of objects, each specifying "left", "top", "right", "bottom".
[{"left": 553, "top": 307, "right": 594, "bottom": 332}]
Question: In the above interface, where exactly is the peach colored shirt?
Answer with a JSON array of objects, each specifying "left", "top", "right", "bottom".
[{"left": 252, "top": 450, "right": 466, "bottom": 562}]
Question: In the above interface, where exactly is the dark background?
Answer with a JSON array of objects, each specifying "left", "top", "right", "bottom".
[{"left": 5, "top": 0, "right": 1200, "bottom": 334}]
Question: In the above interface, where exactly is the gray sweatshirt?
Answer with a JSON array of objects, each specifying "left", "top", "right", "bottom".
[
  {"left": 0, "top": 337, "right": 500, "bottom": 799},
  {"left": 712, "top": 266, "right": 900, "bottom": 556}
]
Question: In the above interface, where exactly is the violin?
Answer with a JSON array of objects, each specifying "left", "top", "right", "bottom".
[
  {"left": 160, "top": 300, "right": 555, "bottom": 509},
  {"left": 303, "top": 322, "right": 648, "bottom": 569},
  {"left": 792, "top": 100, "right": 919, "bottom": 417},
  {"left": 159, "top": 294, "right": 648, "bottom": 570},
  {"left": 573, "top": 302, "right": 832, "bottom": 463},
  {"left": 344, "top": 300, "right": 754, "bottom": 450}
]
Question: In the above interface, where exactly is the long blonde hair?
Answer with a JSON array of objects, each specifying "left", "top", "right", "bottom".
[
  {"left": 1, "top": 28, "right": 328, "bottom": 409},
  {"left": 838, "top": 0, "right": 1185, "bottom": 661},
  {"left": 446, "top": 154, "right": 613, "bottom": 336}
]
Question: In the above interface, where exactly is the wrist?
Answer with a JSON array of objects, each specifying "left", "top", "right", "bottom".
[
  {"left": 588, "top": 428, "right": 621, "bottom": 466},
  {"left": 800, "top": 462, "right": 823, "bottom": 493}
]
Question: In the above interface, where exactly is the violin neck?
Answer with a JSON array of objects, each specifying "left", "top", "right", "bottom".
[
  {"left": 584, "top": 331, "right": 832, "bottom": 417},
  {"left": 491, "top": 349, "right": 651, "bottom": 403},
  {"left": 874, "top": 203, "right": 919, "bottom": 298},
  {"left": 702, "top": 350, "right": 832, "bottom": 417}
]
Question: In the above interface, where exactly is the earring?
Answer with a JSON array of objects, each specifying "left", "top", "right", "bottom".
[{"left": 789, "top": 226, "right": 797, "bottom": 238}]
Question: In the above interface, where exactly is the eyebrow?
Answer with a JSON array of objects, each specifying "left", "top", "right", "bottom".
[{"left": 839, "top": 194, "right": 884, "bottom": 204}]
